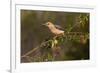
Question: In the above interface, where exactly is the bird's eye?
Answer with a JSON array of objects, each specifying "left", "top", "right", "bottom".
[{"left": 46, "top": 23, "right": 49, "bottom": 25}]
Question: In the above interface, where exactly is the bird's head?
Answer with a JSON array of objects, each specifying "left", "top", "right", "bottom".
[{"left": 42, "top": 22, "right": 55, "bottom": 28}]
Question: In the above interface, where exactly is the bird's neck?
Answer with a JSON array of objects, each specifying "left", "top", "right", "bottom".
[{"left": 48, "top": 26, "right": 56, "bottom": 30}]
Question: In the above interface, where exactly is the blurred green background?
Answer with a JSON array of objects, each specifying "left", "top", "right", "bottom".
[{"left": 21, "top": 10, "right": 89, "bottom": 63}]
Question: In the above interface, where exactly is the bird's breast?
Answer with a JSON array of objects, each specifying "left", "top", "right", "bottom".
[{"left": 51, "top": 28, "right": 64, "bottom": 35}]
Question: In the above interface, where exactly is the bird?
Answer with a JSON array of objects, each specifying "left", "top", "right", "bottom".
[
  {"left": 42, "top": 22, "right": 64, "bottom": 60},
  {"left": 42, "top": 22, "right": 64, "bottom": 37}
]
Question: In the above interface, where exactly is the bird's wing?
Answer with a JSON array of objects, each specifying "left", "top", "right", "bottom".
[{"left": 55, "top": 24, "right": 64, "bottom": 30}]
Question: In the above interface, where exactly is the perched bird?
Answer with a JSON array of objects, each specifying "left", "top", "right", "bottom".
[
  {"left": 43, "top": 22, "right": 64, "bottom": 36},
  {"left": 42, "top": 22, "right": 64, "bottom": 60}
]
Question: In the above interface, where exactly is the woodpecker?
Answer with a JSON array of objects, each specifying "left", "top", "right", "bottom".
[{"left": 43, "top": 22, "right": 64, "bottom": 36}]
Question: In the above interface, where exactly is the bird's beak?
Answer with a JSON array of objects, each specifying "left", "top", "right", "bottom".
[{"left": 42, "top": 24, "right": 46, "bottom": 26}]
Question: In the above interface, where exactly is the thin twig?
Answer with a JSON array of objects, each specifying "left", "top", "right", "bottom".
[{"left": 21, "top": 40, "right": 52, "bottom": 58}]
